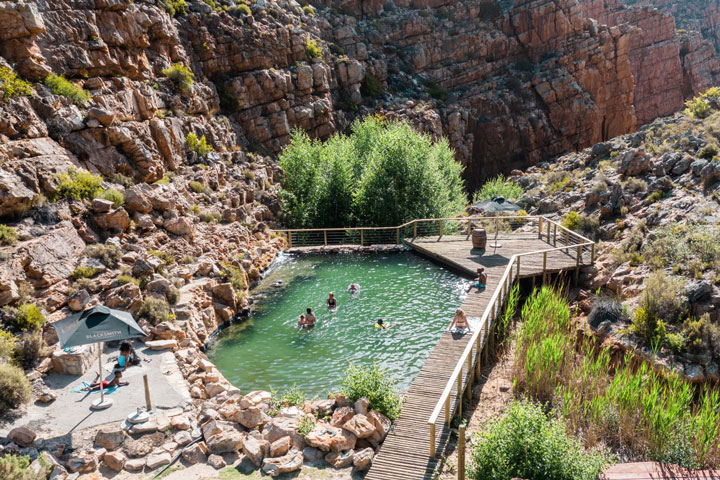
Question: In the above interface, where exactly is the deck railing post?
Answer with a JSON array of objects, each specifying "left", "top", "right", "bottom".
[
  {"left": 538, "top": 216, "right": 543, "bottom": 238},
  {"left": 516, "top": 256, "right": 520, "bottom": 278},
  {"left": 287, "top": 231, "right": 292, "bottom": 248},
  {"left": 430, "top": 423, "right": 436, "bottom": 457},
  {"left": 543, "top": 251, "right": 547, "bottom": 283},
  {"left": 324, "top": 230, "right": 327, "bottom": 246},
  {"left": 466, "top": 352, "right": 473, "bottom": 402},
  {"left": 445, "top": 396, "right": 451, "bottom": 424},
  {"left": 439, "top": 220, "right": 444, "bottom": 239},
  {"left": 575, "top": 245, "right": 581, "bottom": 284},
  {"left": 413, "top": 222, "right": 418, "bottom": 240},
  {"left": 360, "top": 230, "right": 364, "bottom": 246},
  {"left": 396, "top": 228, "right": 400, "bottom": 245},
  {"left": 458, "top": 425, "right": 466, "bottom": 480},
  {"left": 457, "top": 367, "right": 463, "bottom": 417},
  {"left": 591, "top": 243, "right": 596, "bottom": 263},
  {"left": 553, "top": 224, "right": 557, "bottom": 245}
]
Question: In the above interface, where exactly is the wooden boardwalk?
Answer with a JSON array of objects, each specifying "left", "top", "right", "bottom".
[{"left": 365, "top": 232, "right": 592, "bottom": 480}]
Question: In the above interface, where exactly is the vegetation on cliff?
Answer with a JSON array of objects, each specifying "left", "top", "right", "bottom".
[{"left": 279, "top": 116, "right": 465, "bottom": 228}]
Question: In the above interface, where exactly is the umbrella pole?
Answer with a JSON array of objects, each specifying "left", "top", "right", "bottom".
[{"left": 91, "top": 341, "right": 112, "bottom": 410}]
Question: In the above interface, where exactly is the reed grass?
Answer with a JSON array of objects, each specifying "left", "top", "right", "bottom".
[{"left": 513, "top": 286, "right": 720, "bottom": 468}]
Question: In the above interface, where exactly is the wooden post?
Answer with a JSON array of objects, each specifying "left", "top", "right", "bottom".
[
  {"left": 516, "top": 256, "right": 520, "bottom": 277},
  {"left": 457, "top": 367, "right": 463, "bottom": 417},
  {"left": 591, "top": 243, "right": 596, "bottom": 263},
  {"left": 546, "top": 219, "right": 550, "bottom": 241},
  {"left": 538, "top": 216, "right": 543, "bottom": 238},
  {"left": 413, "top": 222, "right": 418, "bottom": 239},
  {"left": 396, "top": 228, "right": 400, "bottom": 245},
  {"left": 467, "top": 219, "right": 471, "bottom": 239},
  {"left": 360, "top": 230, "right": 364, "bottom": 246},
  {"left": 458, "top": 425, "right": 466, "bottom": 480},
  {"left": 445, "top": 396, "right": 451, "bottom": 424},
  {"left": 287, "top": 231, "right": 292, "bottom": 249},
  {"left": 475, "top": 342, "right": 483, "bottom": 381},
  {"left": 531, "top": 275, "right": 535, "bottom": 290},
  {"left": 323, "top": 230, "right": 327, "bottom": 246},
  {"left": 430, "top": 423, "right": 436, "bottom": 457},
  {"left": 466, "top": 353, "right": 473, "bottom": 401},
  {"left": 575, "top": 245, "right": 581, "bottom": 284},
  {"left": 143, "top": 374, "right": 152, "bottom": 411},
  {"left": 439, "top": 220, "right": 444, "bottom": 239},
  {"left": 543, "top": 251, "right": 547, "bottom": 283},
  {"left": 553, "top": 224, "right": 557, "bottom": 245}
]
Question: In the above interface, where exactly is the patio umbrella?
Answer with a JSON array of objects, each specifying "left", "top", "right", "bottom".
[
  {"left": 470, "top": 196, "right": 522, "bottom": 251},
  {"left": 54, "top": 305, "right": 145, "bottom": 410}
]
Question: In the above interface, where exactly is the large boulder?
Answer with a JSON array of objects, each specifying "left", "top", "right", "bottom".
[
  {"left": 325, "top": 449, "right": 354, "bottom": 468},
  {"left": 164, "top": 217, "right": 193, "bottom": 237},
  {"left": 66, "top": 453, "right": 97, "bottom": 473},
  {"left": 182, "top": 442, "right": 208, "bottom": 464},
  {"left": 94, "top": 425, "right": 125, "bottom": 450},
  {"left": 20, "top": 223, "right": 85, "bottom": 288},
  {"left": 242, "top": 436, "right": 268, "bottom": 467},
  {"left": 263, "top": 416, "right": 299, "bottom": 443},
  {"left": 103, "top": 451, "right": 126, "bottom": 472},
  {"left": 104, "top": 282, "right": 143, "bottom": 312},
  {"left": 331, "top": 406, "right": 354, "bottom": 427},
  {"left": 206, "top": 430, "right": 244, "bottom": 454},
  {"left": 240, "top": 390, "right": 271, "bottom": 409},
  {"left": 8, "top": 427, "right": 36, "bottom": 447},
  {"left": 233, "top": 406, "right": 269, "bottom": 429},
  {"left": 342, "top": 414, "right": 375, "bottom": 439},
  {"left": 262, "top": 452, "right": 303, "bottom": 477},
  {"left": 95, "top": 207, "right": 131, "bottom": 232},
  {"left": 353, "top": 447, "right": 374, "bottom": 471},
  {"left": 305, "top": 423, "right": 356, "bottom": 452},
  {"left": 367, "top": 410, "right": 391, "bottom": 440}
]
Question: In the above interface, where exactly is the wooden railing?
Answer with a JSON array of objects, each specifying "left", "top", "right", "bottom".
[{"left": 426, "top": 217, "right": 594, "bottom": 457}]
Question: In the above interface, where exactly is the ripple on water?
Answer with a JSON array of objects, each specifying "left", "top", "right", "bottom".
[{"left": 208, "top": 252, "right": 466, "bottom": 396}]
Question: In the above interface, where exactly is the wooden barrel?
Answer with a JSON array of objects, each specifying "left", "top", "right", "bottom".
[{"left": 471, "top": 228, "right": 487, "bottom": 249}]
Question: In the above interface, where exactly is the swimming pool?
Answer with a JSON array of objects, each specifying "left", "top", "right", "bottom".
[{"left": 207, "top": 252, "right": 466, "bottom": 396}]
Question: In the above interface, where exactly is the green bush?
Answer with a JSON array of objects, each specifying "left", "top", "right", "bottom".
[
  {"left": 269, "top": 384, "right": 306, "bottom": 415},
  {"left": 0, "top": 328, "right": 17, "bottom": 361},
  {"left": 55, "top": 168, "right": 103, "bottom": 201},
  {"left": 0, "top": 454, "right": 38, "bottom": 480},
  {"left": 473, "top": 174, "right": 524, "bottom": 202},
  {"left": 361, "top": 73, "right": 384, "bottom": 98},
  {"left": 221, "top": 263, "right": 247, "bottom": 292},
  {"left": 0, "top": 225, "right": 18, "bottom": 246},
  {"left": 0, "top": 364, "right": 31, "bottom": 414},
  {"left": 138, "top": 297, "right": 172, "bottom": 325},
  {"left": 13, "top": 330, "right": 45, "bottom": 369},
  {"left": 339, "top": 363, "right": 402, "bottom": 420},
  {"left": 110, "top": 173, "right": 134, "bottom": 188},
  {"left": 96, "top": 188, "right": 124, "bottom": 208},
  {"left": 45, "top": 74, "right": 91, "bottom": 105},
  {"left": 298, "top": 414, "right": 315, "bottom": 436},
  {"left": 699, "top": 144, "right": 719, "bottom": 160},
  {"left": 623, "top": 177, "right": 647, "bottom": 194},
  {"left": 148, "top": 249, "right": 176, "bottom": 265},
  {"left": 71, "top": 265, "right": 98, "bottom": 280},
  {"left": 85, "top": 243, "right": 122, "bottom": 268},
  {"left": 117, "top": 275, "right": 140, "bottom": 286},
  {"left": 163, "top": 0, "right": 187, "bottom": 16},
  {"left": 11, "top": 304, "right": 45, "bottom": 332},
  {"left": 683, "top": 314, "right": 720, "bottom": 359},
  {"left": 162, "top": 63, "right": 194, "bottom": 94},
  {"left": 237, "top": 4, "right": 251, "bottom": 15},
  {"left": 303, "top": 5, "right": 315, "bottom": 15},
  {"left": 185, "top": 133, "right": 214, "bottom": 157},
  {"left": 631, "top": 272, "right": 687, "bottom": 345},
  {"left": 279, "top": 116, "right": 466, "bottom": 228},
  {"left": 188, "top": 181, "right": 207, "bottom": 194},
  {"left": 305, "top": 38, "right": 323, "bottom": 60},
  {"left": 0, "top": 67, "right": 34, "bottom": 100},
  {"left": 469, "top": 401, "right": 612, "bottom": 480},
  {"left": 562, "top": 211, "right": 599, "bottom": 237}
]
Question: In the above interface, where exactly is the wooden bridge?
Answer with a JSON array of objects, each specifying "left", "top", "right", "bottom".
[{"left": 274, "top": 216, "right": 595, "bottom": 479}]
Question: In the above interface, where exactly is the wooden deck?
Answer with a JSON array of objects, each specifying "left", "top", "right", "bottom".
[{"left": 365, "top": 233, "right": 592, "bottom": 480}]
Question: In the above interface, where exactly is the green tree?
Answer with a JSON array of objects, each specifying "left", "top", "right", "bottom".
[{"left": 278, "top": 116, "right": 466, "bottom": 228}]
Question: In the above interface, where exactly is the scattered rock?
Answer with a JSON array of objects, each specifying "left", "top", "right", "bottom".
[
  {"left": 208, "top": 454, "right": 226, "bottom": 469},
  {"left": 102, "top": 451, "right": 126, "bottom": 472},
  {"left": 9, "top": 427, "right": 36, "bottom": 447}
]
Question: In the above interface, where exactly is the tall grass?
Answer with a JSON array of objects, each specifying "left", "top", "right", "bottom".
[{"left": 513, "top": 286, "right": 720, "bottom": 468}]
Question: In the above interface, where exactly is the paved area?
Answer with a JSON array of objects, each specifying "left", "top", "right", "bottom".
[
  {"left": 0, "top": 344, "right": 190, "bottom": 440},
  {"left": 600, "top": 462, "right": 720, "bottom": 479}
]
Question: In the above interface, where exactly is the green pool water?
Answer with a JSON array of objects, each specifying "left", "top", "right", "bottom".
[{"left": 208, "top": 252, "right": 466, "bottom": 396}]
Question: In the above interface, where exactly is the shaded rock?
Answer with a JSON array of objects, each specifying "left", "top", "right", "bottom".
[
  {"left": 269, "top": 436, "right": 291, "bottom": 457},
  {"left": 233, "top": 406, "right": 269, "bottom": 429},
  {"left": 263, "top": 415, "right": 299, "bottom": 443},
  {"left": 305, "top": 423, "right": 356, "bottom": 452},
  {"left": 208, "top": 454, "right": 226, "bottom": 469},
  {"left": 206, "top": 430, "right": 244, "bottom": 454},
  {"left": 331, "top": 406, "right": 354, "bottom": 427},
  {"left": 181, "top": 442, "right": 207, "bottom": 464},
  {"left": 68, "top": 289, "right": 91, "bottom": 312},
  {"left": 94, "top": 425, "right": 125, "bottom": 450},
  {"left": 91, "top": 198, "right": 113, "bottom": 213},
  {"left": 95, "top": 207, "right": 131, "bottom": 232},
  {"left": 66, "top": 454, "right": 97, "bottom": 473},
  {"left": 262, "top": 452, "right": 303, "bottom": 477},
  {"left": 353, "top": 447, "right": 374, "bottom": 471},
  {"left": 145, "top": 452, "right": 171, "bottom": 469},
  {"left": 366, "top": 410, "right": 391, "bottom": 440},
  {"left": 325, "top": 449, "right": 354, "bottom": 468},
  {"left": 102, "top": 451, "right": 126, "bottom": 472},
  {"left": 242, "top": 436, "right": 267, "bottom": 467},
  {"left": 354, "top": 397, "right": 369, "bottom": 415},
  {"left": 9, "top": 427, "right": 36, "bottom": 447}
]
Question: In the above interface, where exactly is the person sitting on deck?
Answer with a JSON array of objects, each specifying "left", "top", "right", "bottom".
[
  {"left": 82, "top": 371, "right": 128, "bottom": 391},
  {"left": 327, "top": 292, "right": 337, "bottom": 309},
  {"left": 348, "top": 283, "right": 360, "bottom": 293},
  {"left": 467, "top": 268, "right": 487, "bottom": 292},
  {"left": 448, "top": 308, "right": 471, "bottom": 334}
]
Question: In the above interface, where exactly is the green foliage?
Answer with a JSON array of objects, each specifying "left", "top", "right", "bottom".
[
  {"left": 13, "top": 331, "right": 45, "bottom": 369},
  {"left": 85, "top": 243, "right": 122, "bottom": 268},
  {"left": 279, "top": 116, "right": 466, "bottom": 228},
  {"left": 298, "top": 413, "right": 315, "bottom": 436},
  {"left": 473, "top": 174, "right": 524, "bottom": 202},
  {"left": 138, "top": 297, "right": 172, "bottom": 325},
  {"left": 188, "top": 181, "right": 207, "bottom": 194},
  {"left": 361, "top": 73, "right": 384, "bottom": 98},
  {"left": 699, "top": 143, "right": 719, "bottom": 160},
  {"left": 340, "top": 363, "right": 402, "bottom": 420},
  {"left": 148, "top": 249, "right": 176, "bottom": 265},
  {"left": 164, "top": 0, "right": 187, "bottom": 16},
  {"left": 631, "top": 272, "right": 687, "bottom": 346},
  {"left": 110, "top": 173, "right": 135, "bottom": 188},
  {"left": 12, "top": 304, "right": 45, "bottom": 332},
  {"left": 546, "top": 171, "right": 572, "bottom": 194},
  {"left": 0, "top": 225, "right": 18, "bottom": 246},
  {"left": 96, "top": 188, "right": 124, "bottom": 208},
  {"left": 0, "top": 329, "right": 17, "bottom": 361},
  {"left": 185, "top": 133, "right": 214, "bottom": 157},
  {"left": 425, "top": 80, "right": 448, "bottom": 102},
  {"left": 622, "top": 177, "right": 647, "bottom": 193},
  {"left": 302, "top": 5, "right": 315, "bottom": 15},
  {"left": 0, "top": 364, "right": 31, "bottom": 414},
  {"left": 237, "top": 4, "right": 251, "bottom": 15},
  {"left": 117, "top": 275, "right": 140, "bottom": 286},
  {"left": 55, "top": 168, "right": 103, "bottom": 201},
  {"left": 269, "top": 384, "right": 306, "bottom": 415},
  {"left": 221, "top": 263, "right": 247, "bottom": 292},
  {"left": 643, "top": 222, "right": 720, "bottom": 273},
  {"left": 45, "top": 74, "right": 91, "bottom": 105},
  {"left": 71, "top": 265, "right": 98, "bottom": 280},
  {"left": 562, "top": 211, "right": 599, "bottom": 237},
  {"left": 469, "top": 401, "right": 611, "bottom": 480},
  {"left": 683, "top": 314, "right": 720, "bottom": 359},
  {"left": 305, "top": 38, "right": 323, "bottom": 60},
  {"left": 0, "top": 454, "right": 37, "bottom": 480},
  {"left": 684, "top": 87, "right": 720, "bottom": 119},
  {"left": 243, "top": 169, "right": 255, "bottom": 180},
  {"left": 0, "top": 67, "right": 34, "bottom": 100},
  {"left": 162, "top": 63, "right": 194, "bottom": 94}
]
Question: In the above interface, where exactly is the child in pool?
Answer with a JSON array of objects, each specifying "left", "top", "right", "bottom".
[
  {"left": 348, "top": 283, "right": 360, "bottom": 293},
  {"left": 326, "top": 292, "right": 337, "bottom": 309}
]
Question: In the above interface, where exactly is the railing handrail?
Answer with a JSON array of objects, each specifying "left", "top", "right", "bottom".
[{"left": 426, "top": 217, "right": 593, "bottom": 430}]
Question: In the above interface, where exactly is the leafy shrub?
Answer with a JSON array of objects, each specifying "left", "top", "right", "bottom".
[
  {"left": 665, "top": 332, "right": 686, "bottom": 353},
  {"left": 305, "top": 38, "right": 323, "bottom": 60},
  {"left": 0, "top": 67, "right": 34, "bottom": 100},
  {"left": 0, "top": 454, "right": 38, "bottom": 480},
  {"left": 55, "top": 168, "right": 103, "bottom": 200},
  {"left": 71, "top": 265, "right": 98, "bottom": 280},
  {"left": 109, "top": 173, "right": 134, "bottom": 188},
  {"left": 13, "top": 331, "right": 45, "bottom": 369},
  {"left": 162, "top": 63, "right": 194, "bottom": 94},
  {"left": 148, "top": 249, "right": 176, "bottom": 265},
  {"left": 587, "top": 298, "right": 624, "bottom": 329},
  {"left": 562, "top": 211, "right": 599, "bottom": 237},
  {"left": 683, "top": 314, "right": 720, "bottom": 359},
  {"left": 237, "top": 4, "right": 251, "bottom": 15},
  {"left": 221, "top": 263, "right": 247, "bottom": 292},
  {"left": 138, "top": 297, "right": 172, "bottom": 325},
  {"left": 96, "top": 188, "right": 124, "bottom": 207},
  {"left": 643, "top": 223, "right": 720, "bottom": 272},
  {"left": 185, "top": 133, "right": 213, "bottom": 157},
  {"left": 685, "top": 97, "right": 711, "bottom": 119},
  {"left": 243, "top": 169, "right": 255, "bottom": 180},
  {"left": 167, "top": 286, "right": 180, "bottom": 305},
  {"left": 546, "top": 171, "right": 572, "bottom": 193},
  {"left": 188, "top": 181, "right": 207, "bottom": 194},
  {"left": 86, "top": 243, "right": 122, "bottom": 268},
  {"left": 11, "top": 304, "right": 45, "bottom": 332},
  {"left": 45, "top": 74, "right": 91, "bottom": 105},
  {"left": 280, "top": 116, "right": 466, "bottom": 228},
  {"left": 361, "top": 73, "right": 384, "bottom": 98},
  {"left": 0, "top": 329, "right": 17, "bottom": 361},
  {"left": 699, "top": 143, "right": 719, "bottom": 160},
  {"left": 340, "top": 363, "right": 402, "bottom": 420},
  {"left": 117, "top": 275, "right": 139, "bottom": 286},
  {"left": 469, "top": 401, "right": 611, "bottom": 480},
  {"left": 473, "top": 174, "right": 524, "bottom": 202},
  {"left": 164, "top": 0, "right": 187, "bottom": 16},
  {"left": 0, "top": 225, "right": 18, "bottom": 246},
  {"left": 302, "top": 5, "right": 315, "bottom": 15},
  {"left": 632, "top": 272, "right": 687, "bottom": 344},
  {"left": 298, "top": 414, "right": 315, "bottom": 436},
  {"left": 0, "top": 364, "right": 31, "bottom": 414},
  {"left": 623, "top": 177, "right": 647, "bottom": 194},
  {"left": 269, "top": 384, "right": 306, "bottom": 415}
]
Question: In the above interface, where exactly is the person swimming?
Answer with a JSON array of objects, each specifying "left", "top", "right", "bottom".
[
  {"left": 304, "top": 308, "right": 316, "bottom": 327},
  {"left": 298, "top": 314, "right": 307, "bottom": 327},
  {"left": 375, "top": 318, "right": 387, "bottom": 329},
  {"left": 327, "top": 292, "right": 337, "bottom": 308},
  {"left": 448, "top": 308, "right": 472, "bottom": 334},
  {"left": 348, "top": 283, "right": 360, "bottom": 293}
]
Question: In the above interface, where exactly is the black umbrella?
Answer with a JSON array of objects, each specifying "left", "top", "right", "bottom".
[
  {"left": 54, "top": 305, "right": 145, "bottom": 409},
  {"left": 470, "top": 197, "right": 522, "bottom": 251}
]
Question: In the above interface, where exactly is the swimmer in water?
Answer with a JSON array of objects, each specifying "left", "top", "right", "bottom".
[
  {"left": 304, "top": 308, "right": 316, "bottom": 327},
  {"left": 326, "top": 292, "right": 337, "bottom": 309},
  {"left": 375, "top": 318, "right": 388, "bottom": 329},
  {"left": 348, "top": 283, "right": 360, "bottom": 293}
]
